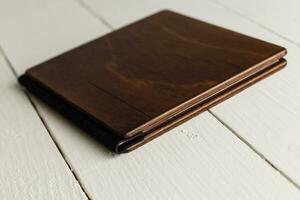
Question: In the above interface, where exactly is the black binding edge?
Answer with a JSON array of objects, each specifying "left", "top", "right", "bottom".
[
  {"left": 18, "top": 58, "right": 285, "bottom": 153},
  {"left": 18, "top": 75, "right": 144, "bottom": 153}
]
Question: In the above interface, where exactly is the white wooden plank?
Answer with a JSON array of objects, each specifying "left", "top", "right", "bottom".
[
  {"left": 0, "top": 0, "right": 110, "bottom": 74},
  {"left": 32, "top": 101, "right": 300, "bottom": 200},
  {"left": 1, "top": 0, "right": 298, "bottom": 199},
  {"left": 0, "top": 53, "right": 87, "bottom": 199},
  {"left": 202, "top": 0, "right": 300, "bottom": 185},
  {"left": 210, "top": 0, "right": 300, "bottom": 45},
  {"left": 211, "top": 56, "right": 300, "bottom": 181},
  {"left": 199, "top": 0, "right": 300, "bottom": 186},
  {"left": 78, "top": 0, "right": 226, "bottom": 29}
]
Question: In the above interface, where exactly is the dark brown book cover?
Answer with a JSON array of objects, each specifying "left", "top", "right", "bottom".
[{"left": 19, "top": 10, "right": 287, "bottom": 153}]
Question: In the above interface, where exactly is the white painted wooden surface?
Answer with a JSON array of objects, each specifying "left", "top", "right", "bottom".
[
  {"left": 208, "top": 0, "right": 300, "bottom": 187},
  {"left": 1, "top": 0, "right": 300, "bottom": 199},
  {"left": 0, "top": 48, "right": 86, "bottom": 199}
]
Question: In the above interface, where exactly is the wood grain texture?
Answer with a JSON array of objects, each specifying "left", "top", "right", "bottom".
[
  {"left": 23, "top": 9, "right": 285, "bottom": 139},
  {"left": 1, "top": 0, "right": 300, "bottom": 199},
  {"left": 0, "top": 52, "right": 87, "bottom": 199}
]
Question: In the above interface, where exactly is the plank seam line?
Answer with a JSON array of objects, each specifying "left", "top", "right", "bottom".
[
  {"left": 0, "top": 46, "right": 17, "bottom": 77},
  {"left": 37, "top": 113, "right": 92, "bottom": 200},
  {"left": 208, "top": 110, "right": 300, "bottom": 191},
  {"left": 0, "top": 45, "right": 92, "bottom": 200},
  {"left": 74, "top": 0, "right": 114, "bottom": 30},
  {"left": 209, "top": 0, "right": 300, "bottom": 47}
]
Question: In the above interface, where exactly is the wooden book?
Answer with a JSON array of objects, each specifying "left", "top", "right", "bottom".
[{"left": 19, "top": 10, "right": 287, "bottom": 153}]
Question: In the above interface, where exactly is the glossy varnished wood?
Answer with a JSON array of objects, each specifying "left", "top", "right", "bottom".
[{"left": 24, "top": 10, "right": 285, "bottom": 139}]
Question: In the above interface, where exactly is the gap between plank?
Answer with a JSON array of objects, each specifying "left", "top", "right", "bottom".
[
  {"left": 208, "top": 110, "right": 300, "bottom": 191},
  {"left": 75, "top": 0, "right": 114, "bottom": 30},
  {"left": 74, "top": 0, "right": 300, "bottom": 191},
  {"left": 0, "top": 45, "right": 92, "bottom": 200}
]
